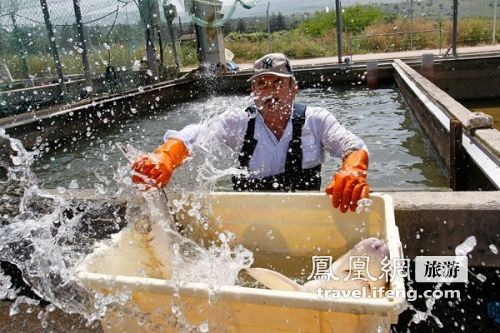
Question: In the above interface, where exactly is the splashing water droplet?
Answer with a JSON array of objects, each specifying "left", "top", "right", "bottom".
[
  {"left": 455, "top": 236, "right": 477, "bottom": 256},
  {"left": 489, "top": 244, "right": 498, "bottom": 254},
  {"left": 356, "top": 198, "right": 373, "bottom": 214},
  {"left": 199, "top": 322, "right": 209, "bottom": 332},
  {"left": 476, "top": 273, "right": 487, "bottom": 283}
]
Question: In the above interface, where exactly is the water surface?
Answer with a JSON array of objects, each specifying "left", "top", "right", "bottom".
[{"left": 32, "top": 86, "right": 448, "bottom": 190}]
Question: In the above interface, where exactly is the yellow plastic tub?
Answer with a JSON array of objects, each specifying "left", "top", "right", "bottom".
[{"left": 76, "top": 192, "right": 406, "bottom": 332}]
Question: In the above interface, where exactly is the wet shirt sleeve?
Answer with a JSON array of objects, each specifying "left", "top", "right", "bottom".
[
  {"left": 309, "top": 107, "right": 367, "bottom": 158},
  {"left": 163, "top": 110, "right": 247, "bottom": 153}
]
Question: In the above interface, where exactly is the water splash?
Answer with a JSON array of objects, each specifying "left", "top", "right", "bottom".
[
  {"left": 455, "top": 236, "right": 477, "bottom": 256},
  {"left": 408, "top": 235, "right": 480, "bottom": 330},
  {"left": 356, "top": 198, "right": 373, "bottom": 214},
  {"left": 1, "top": 129, "right": 94, "bottom": 316},
  {"left": 1, "top": 118, "right": 255, "bottom": 330},
  {"left": 171, "top": 231, "right": 253, "bottom": 286}
]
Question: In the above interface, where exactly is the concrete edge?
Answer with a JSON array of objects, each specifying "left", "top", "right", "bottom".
[
  {"left": 0, "top": 76, "right": 195, "bottom": 130},
  {"left": 389, "top": 191, "right": 500, "bottom": 210},
  {"left": 38, "top": 189, "right": 500, "bottom": 209},
  {"left": 392, "top": 59, "right": 471, "bottom": 126},
  {"left": 393, "top": 59, "right": 500, "bottom": 188},
  {"left": 476, "top": 129, "right": 500, "bottom": 158}
]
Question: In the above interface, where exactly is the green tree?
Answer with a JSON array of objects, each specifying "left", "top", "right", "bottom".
[
  {"left": 297, "top": 11, "right": 335, "bottom": 37},
  {"left": 275, "top": 12, "right": 286, "bottom": 31},
  {"left": 237, "top": 19, "right": 246, "bottom": 33},
  {"left": 224, "top": 21, "right": 233, "bottom": 34},
  {"left": 297, "top": 5, "right": 385, "bottom": 37},
  {"left": 270, "top": 14, "right": 276, "bottom": 32},
  {"left": 343, "top": 5, "right": 385, "bottom": 34}
]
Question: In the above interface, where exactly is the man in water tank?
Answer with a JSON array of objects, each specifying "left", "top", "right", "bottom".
[{"left": 131, "top": 53, "right": 369, "bottom": 213}]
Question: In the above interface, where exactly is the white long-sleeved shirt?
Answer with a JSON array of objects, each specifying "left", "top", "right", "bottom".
[{"left": 164, "top": 104, "right": 366, "bottom": 179}]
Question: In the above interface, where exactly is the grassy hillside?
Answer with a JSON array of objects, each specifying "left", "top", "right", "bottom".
[{"left": 380, "top": 0, "right": 498, "bottom": 18}]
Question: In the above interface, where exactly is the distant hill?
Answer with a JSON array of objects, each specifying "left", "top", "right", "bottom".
[
  {"left": 224, "top": 0, "right": 493, "bottom": 19},
  {"left": 6, "top": 0, "right": 493, "bottom": 27},
  {"left": 181, "top": 0, "right": 492, "bottom": 22},
  {"left": 403, "top": 0, "right": 496, "bottom": 18},
  {"left": 225, "top": 0, "right": 400, "bottom": 18}
]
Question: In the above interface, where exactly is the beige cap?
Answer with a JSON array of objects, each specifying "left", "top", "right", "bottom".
[{"left": 248, "top": 53, "right": 294, "bottom": 81}]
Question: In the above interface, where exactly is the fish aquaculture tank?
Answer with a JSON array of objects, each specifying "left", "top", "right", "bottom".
[{"left": 76, "top": 192, "right": 406, "bottom": 332}]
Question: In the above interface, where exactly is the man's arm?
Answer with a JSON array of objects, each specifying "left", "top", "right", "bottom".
[
  {"left": 314, "top": 108, "right": 370, "bottom": 213},
  {"left": 131, "top": 110, "right": 247, "bottom": 188}
]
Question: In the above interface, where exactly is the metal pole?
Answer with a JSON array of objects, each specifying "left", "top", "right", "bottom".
[
  {"left": 138, "top": 0, "right": 159, "bottom": 78},
  {"left": 493, "top": 0, "right": 498, "bottom": 44},
  {"left": 72, "top": 0, "right": 93, "bottom": 95},
  {"left": 163, "top": 1, "right": 180, "bottom": 72},
  {"left": 193, "top": 0, "right": 225, "bottom": 66},
  {"left": 450, "top": 118, "right": 464, "bottom": 191},
  {"left": 10, "top": 14, "right": 31, "bottom": 84},
  {"left": 266, "top": 1, "right": 271, "bottom": 52},
  {"left": 0, "top": 25, "right": 5, "bottom": 59},
  {"left": 40, "top": 0, "right": 66, "bottom": 99},
  {"left": 439, "top": 20, "right": 442, "bottom": 55},
  {"left": 452, "top": 0, "right": 458, "bottom": 57},
  {"left": 409, "top": 0, "right": 413, "bottom": 50},
  {"left": 335, "top": 0, "right": 343, "bottom": 63}
]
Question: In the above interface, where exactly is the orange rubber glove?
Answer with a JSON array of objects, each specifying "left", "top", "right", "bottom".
[
  {"left": 325, "top": 149, "right": 370, "bottom": 213},
  {"left": 131, "top": 138, "right": 189, "bottom": 188}
]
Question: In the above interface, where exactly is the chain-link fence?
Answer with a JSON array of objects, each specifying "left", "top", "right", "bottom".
[
  {"left": 224, "top": 0, "right": 499, "bottom": 62},
  {"left": 0, "top": 0, "right": 193, "bottom": 116},
  {"left": 0, "top": 0, "right": 499, "bottom": 117},
  {"left": 1, "top": 1, "right": 143, "bottom": 81}
]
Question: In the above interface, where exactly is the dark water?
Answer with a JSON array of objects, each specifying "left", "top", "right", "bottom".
[
  {"left": 462, "top": 98, "right": 500, "bottom": 130},
  {"left": 32, "top": 85, "right": 448, "bottom": 190}
]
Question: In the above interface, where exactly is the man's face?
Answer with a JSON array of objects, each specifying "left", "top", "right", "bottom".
[{"left": 252, "top": 75, "right": 297, "bottom": 111}]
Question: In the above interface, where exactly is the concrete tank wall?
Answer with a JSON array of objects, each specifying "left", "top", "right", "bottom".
[
  {"left": 431, "top": 56, "right": 500, "bottom": 100},
  {"left": 393, "top": 59, "right": 500, "bottom": 191},
  {"left": 0, "top": 77, "right": 200, "bottom": 149}
]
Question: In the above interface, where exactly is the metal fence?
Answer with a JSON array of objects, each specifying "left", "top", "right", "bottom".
[
  {"left": 0, "top": 0, "right": 188, "bottom": 116},
  {"left": 258, "top": 0, "right": 499, "bottom": 59},
  {"left": 1, "top": 1, "right": 145, "bottom": 82},
  {"left": 0, "top": 0, "right": 499, "bottom": 117}
]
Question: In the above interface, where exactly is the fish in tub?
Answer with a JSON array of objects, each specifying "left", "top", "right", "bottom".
[{"left": 245, "top": 237, "right": 390, "bottom": 295}]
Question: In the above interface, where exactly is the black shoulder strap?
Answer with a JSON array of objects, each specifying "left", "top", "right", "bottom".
[
  {"left": 285, "top": 103, "right": 307, "bottom": 186},
  {"left": 291, "top": 103, "right": 307, "bottom": 133},
  {"left": 238, "top": 106, "right": 258, "bottom": 168}
]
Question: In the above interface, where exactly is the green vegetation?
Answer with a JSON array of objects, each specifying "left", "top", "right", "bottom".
[
  {"left": 225, "top": 4, "right": 499, "bottom": 63},
  {"left": 1, "top": 3, "right": 499, "bottom": 79},
  {"left": 296, "top": 5, "right": 386, "bottom": 37}
]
